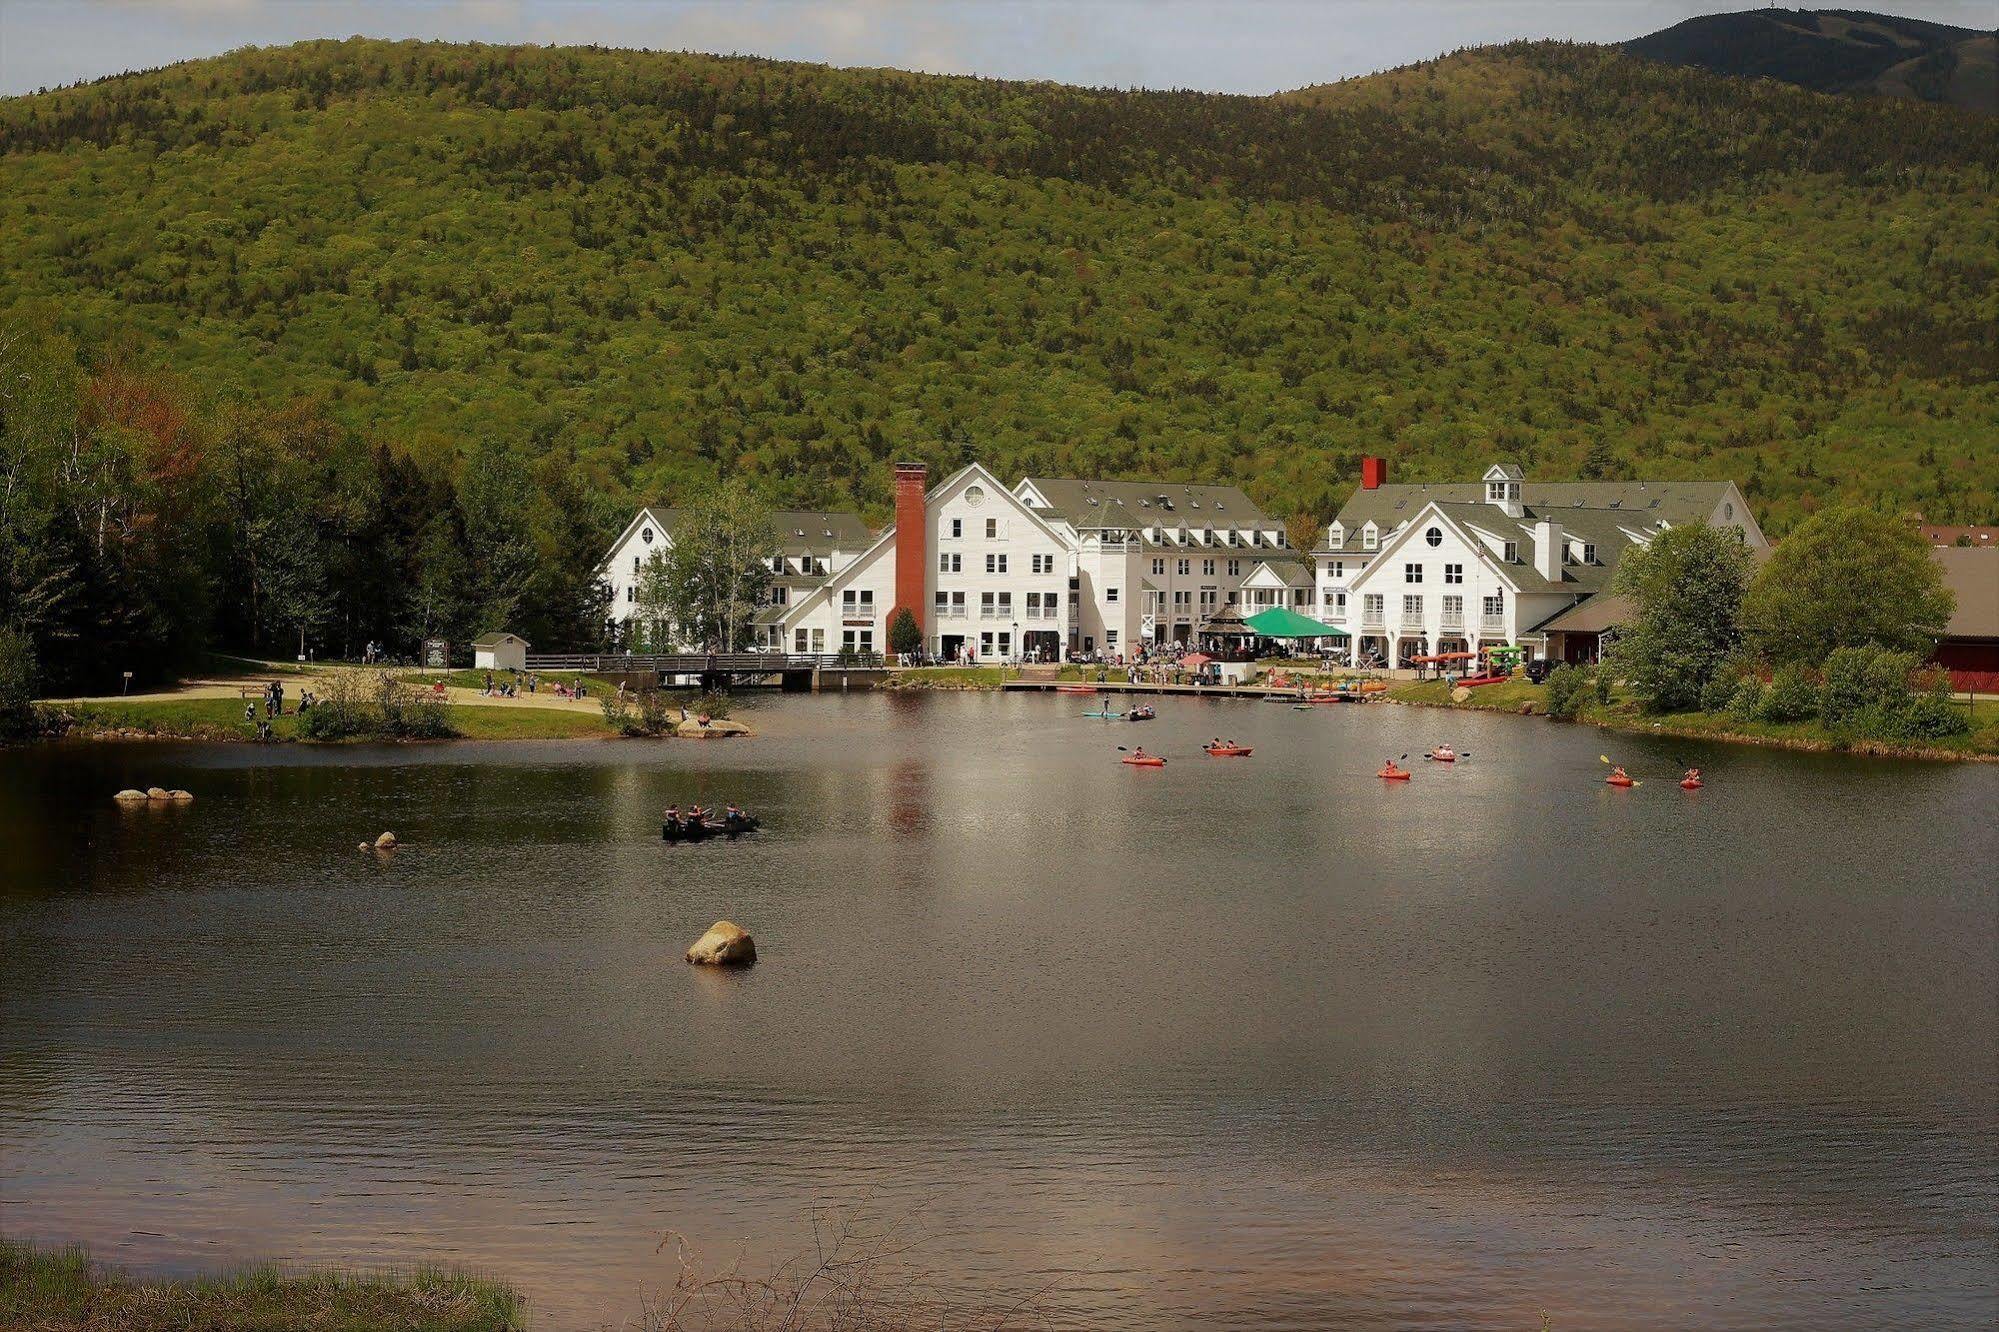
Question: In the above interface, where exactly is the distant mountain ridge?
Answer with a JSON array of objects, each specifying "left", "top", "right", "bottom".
[{"left": 1623, "top": 8, "right": 1996, "bottom": 113}]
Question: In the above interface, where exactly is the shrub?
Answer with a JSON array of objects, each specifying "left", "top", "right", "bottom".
[
  {"left": 375, "top": 675, "right": 453, "bottom": 738},
  {"left": 1725, "top": 675, "right": 1764, "bottom": 722},
  {"left": 696, "top": 690, "right": 731, "bottom": 720},
  {"left": 0, "top": 628, "right": 39, "bottom": 739},
  {"left": 1544, "top": 664, "right": 1588, "bottom": 720},
  {"left": 886, "top": 606, "right": 921, "bottom": 657},
  {"left": 1592, "top": 667, "right": 1614, "bottom": 707},
  {"left": 298, "top": 671, "right": 369, "bottom": 739},
  {"left": 1899, "top": 678, "right": 1970, "bottom": 740},
  {"left": 1757, "top": 663, "right": 1818, "bottom": 722},
  {"left": 1819, "top": 645, "right": 1917, "bottom": 729},
  {"left": 1698, "top": 673, "right": 1737, "bottom": 714}
]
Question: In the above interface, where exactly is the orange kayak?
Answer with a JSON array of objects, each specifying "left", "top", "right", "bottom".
[
  {"left": 1377, "top": 768, "right": 1411, "bottom": 781},
  {"left": 1680, "top": 778, "right": 1704, "bottom": 790},
  {"left": 1122, "top": 755, "right": 1166, "bottom": 767},
  {"left": 1606, "top": 775, "right": 1635, "bottom": 788},
  {"left": 1056, "top": 685, "right": 1097, "bottom": 694},
  {"left": 1204, "top": 746, "right": 1253, "bottom": 757}
]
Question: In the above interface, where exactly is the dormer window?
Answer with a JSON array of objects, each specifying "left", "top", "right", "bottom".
[
  {"left": 1582, "top": 542, "right": 1597, "bottom": 564},
  {"left": 1329, "top": 522, "right": 1344, "bottom": 547},
  {"left": 1362, "top": 523, "right": 1379, "bottom": 551}
]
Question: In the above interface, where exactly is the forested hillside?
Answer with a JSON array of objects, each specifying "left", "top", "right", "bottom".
[
  {"left": 0, "top": 38, "right": 1995, "bottom": 684},
  {"left": 1623, "top": 8, "right": 1995, "bottom": 113}
]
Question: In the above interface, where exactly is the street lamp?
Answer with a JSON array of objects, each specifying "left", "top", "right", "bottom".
[{"left": 1011, "top": 620, "right": 1020, "bottom": 670}]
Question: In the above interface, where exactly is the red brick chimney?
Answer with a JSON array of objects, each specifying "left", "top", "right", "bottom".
[
  {"left": 1361, "top": 456, "right": 1388, "bottom": 490},
  {"left": 893, "top": 462, "right": 928, "bottom": 639}
]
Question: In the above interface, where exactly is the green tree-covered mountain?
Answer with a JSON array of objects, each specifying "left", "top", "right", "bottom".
[
  {"left": 1623, "top": 8, "right": 1996, "bottom": 114},
  {"left": 1, "top": 38, "right": 1994, "bottom": 539}
]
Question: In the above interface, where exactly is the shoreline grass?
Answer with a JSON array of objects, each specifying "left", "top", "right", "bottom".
[
  {"left": 39, "top": 697, "right": 617, "bottom": 742},
  {"left": 0, "top": 1238, "right": 525, "bottom": 1332},
  {"left": 1385, "top": 678, "right": 1999, "bottom": 760}
]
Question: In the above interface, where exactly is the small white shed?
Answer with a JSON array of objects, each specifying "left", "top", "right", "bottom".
[{"left": 472, "top": 632, "right": 529, "bottom": 672}]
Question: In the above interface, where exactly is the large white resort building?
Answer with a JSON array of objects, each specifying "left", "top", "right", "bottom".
[{"left": 599, "top": 457, "right": 1765, "bottom": 665}]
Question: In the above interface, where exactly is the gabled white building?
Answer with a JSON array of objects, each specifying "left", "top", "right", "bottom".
[
  {"left": 600, "top": 505, "right": 872, "bottom": 647},
  {"left": 1313, "top": 458, "right": 1767, "bottom": 666}
]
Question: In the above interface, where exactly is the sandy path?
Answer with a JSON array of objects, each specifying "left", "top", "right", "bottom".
[{"left": 54, "top": 666, "right": 604, "bottom": 713}]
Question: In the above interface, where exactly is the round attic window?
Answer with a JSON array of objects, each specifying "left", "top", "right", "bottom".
[
  {"left": 1724, "top": 503, "right": 1734, "bottom": 520},
  {"left": 1425, "top": 526, "right": 1443, "bottom": 547},
  {"left": 965, "top": 485, "right": 986, "bottom": 507},
  {"left": 641, "top": 527, "right": 653, "bottom": 544}
]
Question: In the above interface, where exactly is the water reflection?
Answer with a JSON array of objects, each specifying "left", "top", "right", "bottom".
[{"left": 1, "top": 694, "right": 1994, "bottom": 1329}]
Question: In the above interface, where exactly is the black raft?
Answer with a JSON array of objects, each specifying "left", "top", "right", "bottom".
[{"left": 661, "top": 808, "right": 760, "bottom": 842}]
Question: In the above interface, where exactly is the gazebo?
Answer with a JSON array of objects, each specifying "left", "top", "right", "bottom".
[{"left": 1197, "top": 603, "right": 1257, "bottom": 658}]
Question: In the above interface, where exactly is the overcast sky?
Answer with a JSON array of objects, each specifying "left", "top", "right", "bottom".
[{"left": 2, "top": 1, "right": 1989, "bottom": 98}]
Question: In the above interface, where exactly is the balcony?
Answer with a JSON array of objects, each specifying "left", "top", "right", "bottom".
[
  {"left": 1479, "top": 615, "right": 1506, "bottom": 634},
  {"left": 1399, "top": 611, "right": 1426, "bottom": 631},
  {"left": 1360, "top": 611, "right": 1386, "bottom": 632},
  {"left": 1440, "top": 612, "right": 1465, "bottom": 632}
]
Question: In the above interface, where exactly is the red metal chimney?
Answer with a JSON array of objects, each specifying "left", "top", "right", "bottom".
[
  {"left": 1361, "top": 456, "right": 1387, "bottom": 490},
  {"left": 892, "top": 462, "right": 928, "bottom": 640}
]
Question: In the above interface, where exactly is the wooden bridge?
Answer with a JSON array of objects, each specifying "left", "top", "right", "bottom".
[{"left": 524, "top": 651, "right": 888, "bottom": 692}]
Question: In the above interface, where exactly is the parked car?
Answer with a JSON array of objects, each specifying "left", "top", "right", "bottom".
[{"left": 1525, "top": 658, "right": 1553, "bottom": 684}]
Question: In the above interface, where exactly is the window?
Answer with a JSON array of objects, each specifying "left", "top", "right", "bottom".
[
  {"left": 1032, "top": 553, "right": 1054, "bottom": 574},
  {"left": 1105, "top": 629, "right": 1118, "bottom": 649},
  {"left": 1444, "top": 563, "right": 1463, "bottom": 584},
  {"left": 1363, "top": 524, "right": 1379, "bottom": 551},
  {"left": 985, "top": 517, "right": 998, "bottom": 539},
  {"left": 1404, "top": 563, "right": 1423, "bottom": 584},
  {"left": 1152, "top": 558, "right": 1165, "bottom": 575},
  {"left": 632, "top": 554, "right": 640, "bottom": 573},
  {"left": 965, "top": 485, "right": 985, "bottom": 507},
  {"left": 1502, "top": 541, "right": 1518, "bottom": 563},
  {"left": 1425, "top": 526, "right": 1443, "bottom": 547},
  {"left": 641, "top": 527, "right": 653, "bottom": 544},
  {"left": 1443, "top": 594, "right": 1462, "bottom": 621},
  {"left": 811, "top": 628, "right": 825, "bottom": 653},
  {"left": 1173, "top": 590, "right": 1192, "bottom": 612},
  {"left": 1363, "top": 593, "right": 1384, "bottom": 617},
  {"left": 1106, "top": 587, "right": 1120, "bottom": 603},
  {"left": 939, "top": 552, "right": 960, "bottom": 573},
  {"left": 1200, "top": 588, "right": 1218, "bottom": 613},
  {"left": 1724, "top": 502, "right": 1735, "bottom": 520},
  {"left": 996, "top": 592, "right": 1012, "bottom": 616},
  {"left": 949, "top": 518, "right": 962, "bottom": 539},
  {"left": 795, "top": 628, "right": 809, "bottom": 653},
  {"left": 1402, "top": 594, "right": 1423, "bottom": 619},
  {"left": 981, "top": 592, "right": 997, "bottom": 618},
  {"left": 986, "top": 553, "right": 1008, "bottom": 574},
  {"left": 1581, "top": 543, "right": 1597, "bottom": 564},
  {"left": 1482, "top": 594, "right": 1505, "bottom": 620},
  {"left": 1177, "top": 559, "right": 1191, "bottom": 576},
  {"left": 626, "top": 585, "right": 635, "bottom": 602},
  {"left": 1203, "top": 559, "right": 1216, "bottom": 576},
  {"left": 841, "top": 590, "right": 874, "bottom": 615},
  {"left": 1227, "top": 560, "right": 1240, "bottom": 576}
]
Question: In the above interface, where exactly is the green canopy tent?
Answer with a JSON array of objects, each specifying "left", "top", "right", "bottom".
[{"left": 1243, "top": 607, "right": 1349, "bottom": 640}]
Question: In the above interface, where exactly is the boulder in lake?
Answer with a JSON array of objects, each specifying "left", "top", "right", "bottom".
[
  {"left": 113, "top": 789, "right": 149, "bottom": 804},
  {"left": 167, "top": 789, "right": 194, "bottom": 802},
  {"left": 145, "top": 786, "right": 171, "bottom": 801},
  {"left": 686, "top": 920, "right": 756, "bottom": 966},
  {"left": 374, "top": 831, "right": 398, "bottom": 849}
]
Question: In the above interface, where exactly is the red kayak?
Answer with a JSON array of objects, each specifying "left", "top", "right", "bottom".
[
  {"left": 1204, "top": 746, "right": 1253, "bottom": 757},
  {"left": 1122, "top": 755, "right": 1166, "bottom": 767},
  {"left": 1680, "top": 778, "right": 1704, "bottom": 790},
  {"left": 1606, "top": 775, "right": 1635, "bottom": 788},
  {"left": 1056, "top": 684, "right": 1098, "bottom": 695},
  {"left": 1377, "top": 767, "right": 1411, "bottom": 781}
]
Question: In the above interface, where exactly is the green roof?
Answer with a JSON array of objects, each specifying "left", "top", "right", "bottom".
[{"left": 1244, "top": 607, "right": 1349, "bottom": 639}]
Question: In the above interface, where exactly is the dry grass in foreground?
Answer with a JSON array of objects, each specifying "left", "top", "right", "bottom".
[{"left": 0, "top": 1238, "right": 525, "bottom": 1332}]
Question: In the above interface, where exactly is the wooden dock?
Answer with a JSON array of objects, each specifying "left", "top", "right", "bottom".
[{"left": 999, "top": 679, "right": 1371, "bottom": 703}]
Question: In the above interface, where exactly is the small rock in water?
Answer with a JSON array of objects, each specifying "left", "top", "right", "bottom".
[
  {"left": 145, "top": 786, "right": 171, "bottom": 801},
  {"left": 686, "top": 920, "right": 756, "bottom": 967},
  {"left": 374, "top": 831, "right": 398, "bottom": 849},
  {"left": 167, "top": 790, "right": 194, "bottom": 803},
  {"left": 113, "top": 789, "right": 149, "bottom": 804}
]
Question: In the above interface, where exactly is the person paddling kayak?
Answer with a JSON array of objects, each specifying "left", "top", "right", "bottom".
[
  {"left": 1680, "top": 767, "right": 1703, "bottom": 789},
  {"left": 1427, "top": 745, "right": 1456, "bottom": 762},
  {"left": 1378, "top": 758, "right": 1410, "bottom": 780},
  {"left": 1606, "top": 766, "right": 1633, "bottom": 787}
]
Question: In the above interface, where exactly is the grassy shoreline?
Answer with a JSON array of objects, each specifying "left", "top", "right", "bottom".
[
  {"left": 0, "top": 1238, "right": 524, "bottom": 1332},
  {"left": 1383, "top": 679, "right": 1999, "bottom": 761},
  {"left": 38, "top": 697, "right": 618, "bottom": 742}
]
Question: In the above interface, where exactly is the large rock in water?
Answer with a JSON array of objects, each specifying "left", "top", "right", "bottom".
[
  {"left": 113, "top": 789, "right": 149, "bottom": 804},
  {"left": 374, "top": 831, "right": 398, "bottom": 849},
  {"left": 686, "top": 920, "right": 757, "bottom": 966},
  {"left": 145, "top": 786, "right": 172, "bottom": 801}
]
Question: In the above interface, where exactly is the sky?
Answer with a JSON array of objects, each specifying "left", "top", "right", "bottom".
[{"left": 2, "top": 1, "right": 1990, "bottom": 98}]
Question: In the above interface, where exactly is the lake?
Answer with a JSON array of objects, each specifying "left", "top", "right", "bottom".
[{"left": 2, "top": 692, "right": 1994, "bottom": 1329}]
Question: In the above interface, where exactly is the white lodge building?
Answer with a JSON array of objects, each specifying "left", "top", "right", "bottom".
[
  {"left": 599, "top": 463, "right": 1300, "bottom": 661},
  {"left": 1313, "top": 459, "right": 1768, "bottom": 667},
  {"left": 598, "top": 456, "right": 1765, "bottom": 667}
]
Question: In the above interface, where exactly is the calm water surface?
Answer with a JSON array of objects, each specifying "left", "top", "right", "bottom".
[{"left": 2, "top": 693, "right": 1994, "bottom": 1329}]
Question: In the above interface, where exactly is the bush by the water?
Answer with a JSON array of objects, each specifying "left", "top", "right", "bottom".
[
  {"left": 299, "top": 673, "right": 454, "bottom": 740},
  {"left": 1756, "top": 664, "right": 1820, "bottom": 723},
  {"left": 1544, "top": 664, "right": 1589, "bottom": 721},
  {"left": 1819, "top": 646, "right": 1918, "bottom": 729},
  {"left": 1699, "top": 672, "right": 1739, "bottom": 714},
  {"left": 0, "top": 627, "right": 38, "bottom": 739},
  {"left": 1725, "top": 676, "right": 1765, "bottom": 722}
]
